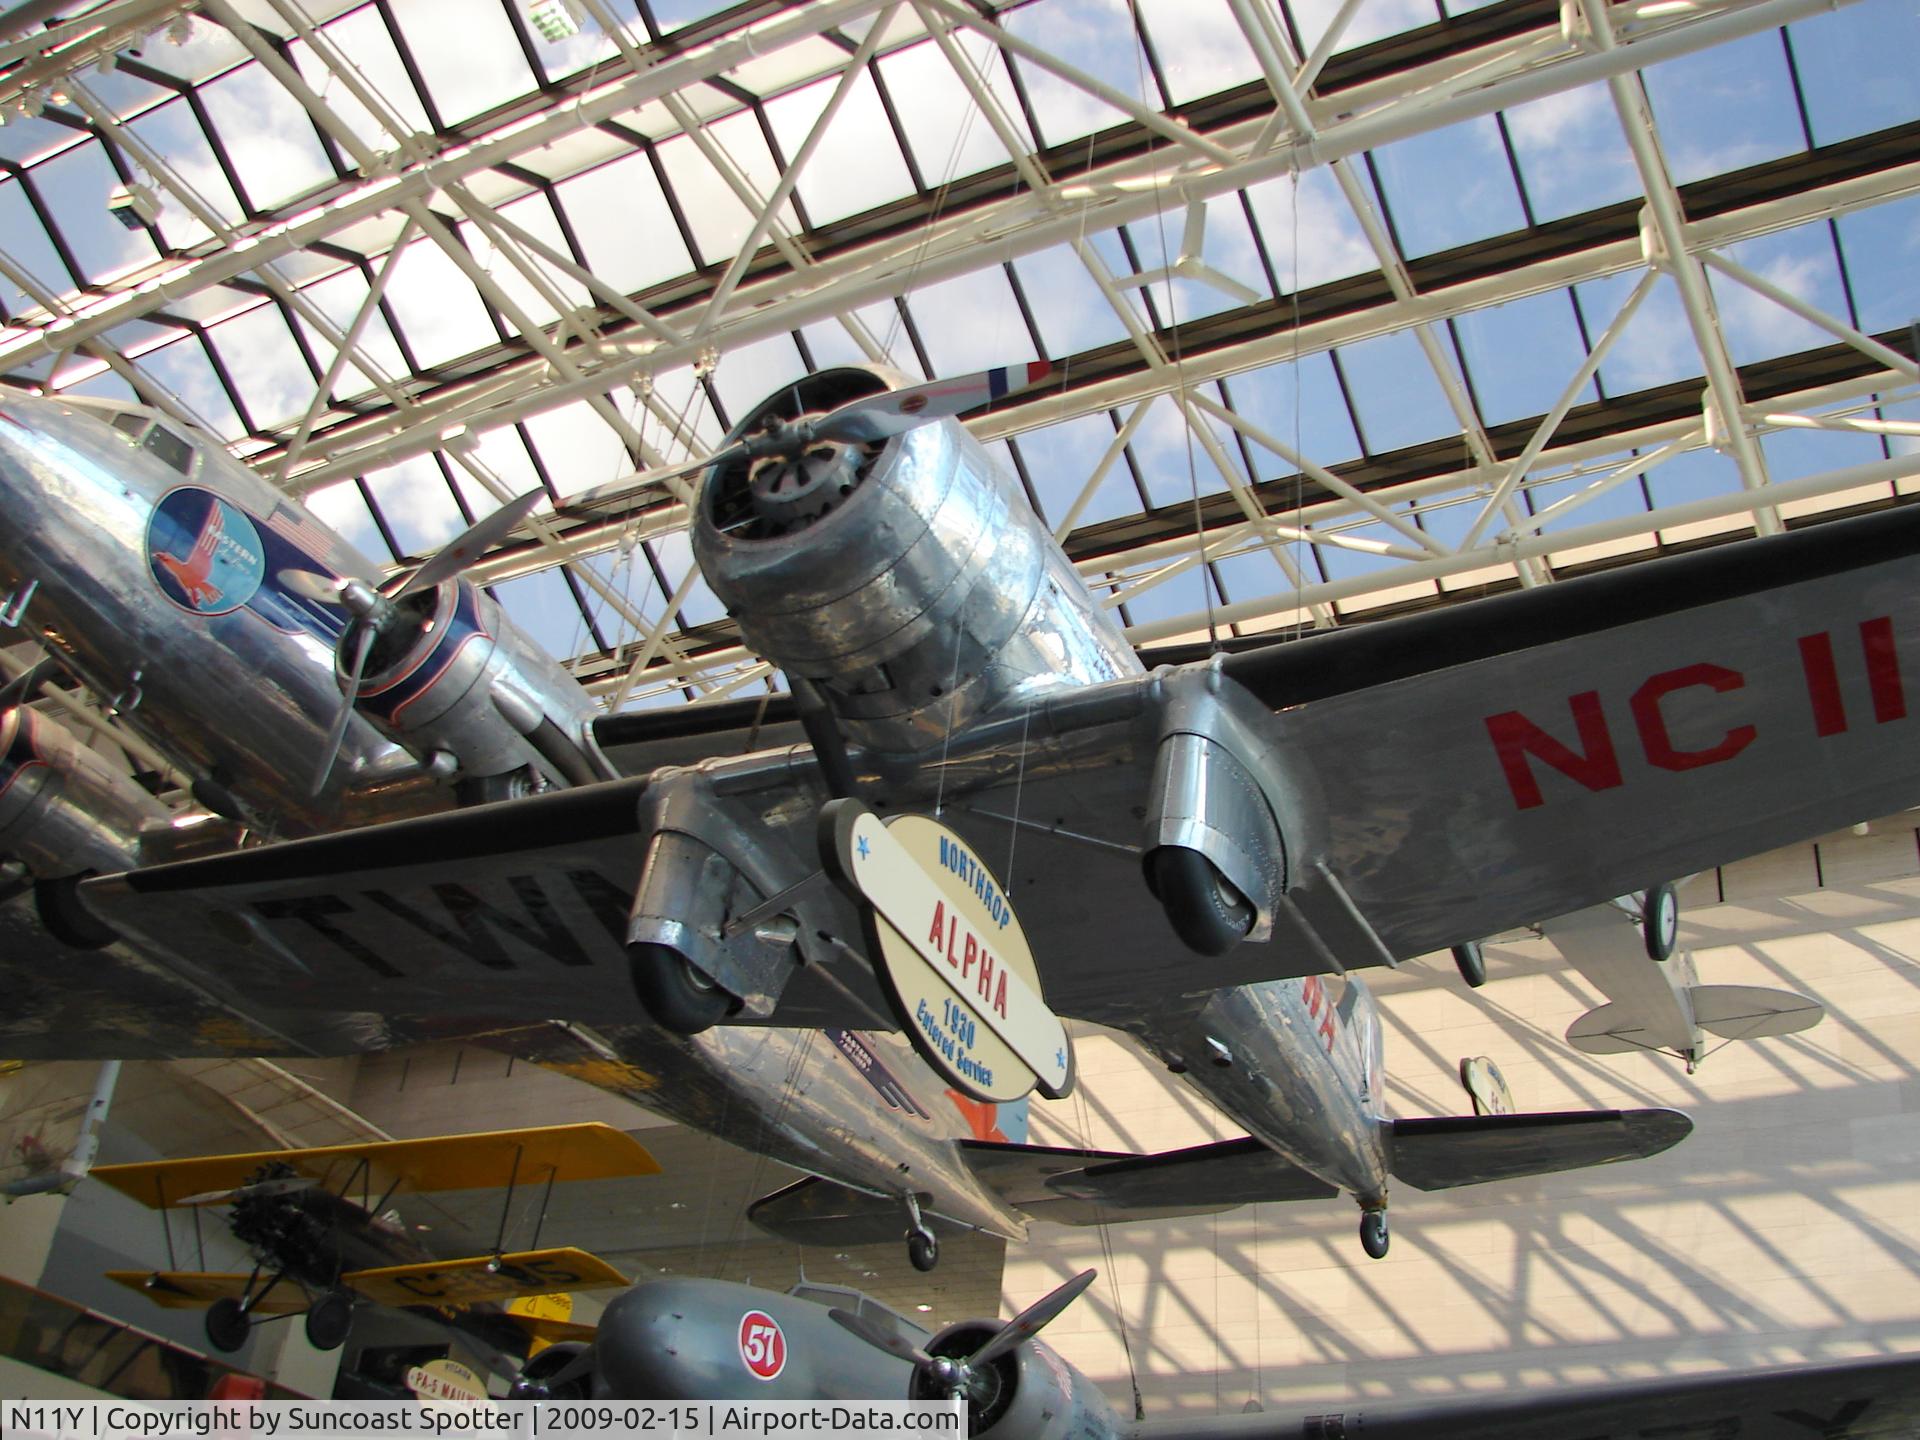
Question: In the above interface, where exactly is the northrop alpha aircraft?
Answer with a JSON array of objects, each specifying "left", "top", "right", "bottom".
[
  {"left": 2, "top": 365, "right": 1914, "bottom": 1260},
  {"left": 507, "top": 1269, "right": 1920, "bottom": 1440}
]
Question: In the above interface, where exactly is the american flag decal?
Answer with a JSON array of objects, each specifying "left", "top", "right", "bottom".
[{"left": 266, "top": 501, "right": 338, "bottom": 568}]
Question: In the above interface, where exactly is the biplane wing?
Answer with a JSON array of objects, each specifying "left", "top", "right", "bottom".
[
  {"left": 103, "top": 1270, "right": 306, "bottom": 1314},
  {"left": 342, "top": 1247, "right": 629, "bottom": 1308},
  {"left": 89, "top": 1122, "right": 660, "bottom": 1209}
]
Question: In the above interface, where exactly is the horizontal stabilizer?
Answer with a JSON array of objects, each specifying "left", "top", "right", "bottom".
[
  {"left": 1043, "top": 1136, "right": 1338, "bottom": 1218},
  {"left": 344, "top": 1246, "right": 628, "bottom": 1308},
  {"left": 1565, "top": 1002, "right": 1652, "bottom": 1055},
  {"left": 91, "top": 1123, "right": 660, "bottom": 1209},
  {"left": 105, "top": 1270, "right": 305, "bottom": 1314},
  {"left": 1688, "top": 984, "right": 1824, "bottom": 1039},
  {"left": 1390, "top": 1109, "right": 1691, "bottom": 1191}
]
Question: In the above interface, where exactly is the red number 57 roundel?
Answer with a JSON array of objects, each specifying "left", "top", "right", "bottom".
[{"left": 739, "top": 1310, "right": 787, "bottom": 1380}]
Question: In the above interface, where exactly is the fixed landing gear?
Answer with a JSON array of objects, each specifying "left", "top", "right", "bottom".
[
  {"left": 1641, "top": 882, "right": 1678, "bottom": 962},
  {"left": 304, "top": 1290, "right": 353, "bottom": 1351},
  {"left": 630, "top": 942, "right": 734, "bottom": 1035},
  {"left": 1359, "top": 1209, "right": 1390, "bottom": 1259},
  {"left": 1146, "top": 848, "right": 1255, "bottom": 957},
  {"left": 903, "top": 1193, "right": 939, "bottom": 1272},
  {"left": 205, "top": 1296, "right": 250, "bottom": 1353},
  {"left": 1451, "top": 941, "right": 1487, "bottom": 989}
]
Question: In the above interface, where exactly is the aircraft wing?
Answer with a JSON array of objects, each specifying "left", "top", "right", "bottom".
[
  {"left": 1138, "top": 1352, "right": 1920, "bottom": 1440},
  {"left": 89, "top": 1123, "right": 659, "bottom": 1208},
  {"left": 63, "top": 502, "right": 1920, "bottom": 1037},
  {"left": 103, "top": 1271, "right": 306, "bottom": 1314},
  {"left": 1387, "top": 1108, "right": 1692, "bottom": 1191},
  {"left": 342, "top": 1247, "right": 628, "bottom": 1308}
]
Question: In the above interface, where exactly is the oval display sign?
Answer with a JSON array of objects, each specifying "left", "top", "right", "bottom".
[
  {"left": 821, "top": 799, "right": 1074, "bottom": 1104},
  {"left": 739, "top": 1309, "right": 786, "bottom": 1380},
  {"left": 405, "top": 1358, "right": 487, "bottom": 1404},
  {"left": 1459, "top": 1056, "right": 1515, "bottom": 1116}
]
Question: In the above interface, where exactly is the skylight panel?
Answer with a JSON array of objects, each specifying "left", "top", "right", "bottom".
[
  {"left": 1833, "top": 193, "right": 1920, "bottom": 336},
  {"left": 650, "top": 0, "right": 742, "bottom": 32},
  {"left": 902, "top": 265, "right": 1039, "bottom": 376},
  {"left": 30, "top": 140, "right": 157, "bottom": 286},
  {"left": 877, "top": 32, "right": 1033, "bottom": 186},
  {"left": 1129, "top": 384, "right": 1245, "bottom": 509},
  {"left": 293, "top": 6, "right": 433, "bottom": 157},
  {"left": 553, "top": 151, "right": 695, "bottom": 293},
  {"left": 453, "top": 422, "right": 545, "bottom": 521},
  {"left": 1001, "top": 0, "right": 1157, "bottom": 148},
  {"left": 1640, "top": 445, "right": 1748, "bottom": 542},
  {"left": 138, "top": 14, "right": 251, "bottom": 86},
  {"left": 522, "top": 397, "right": 637, "bottom": 499},
  {"left": 197, "top": 64, "right": 334, "bottom": 215},
  {"left": 1243, "top": 170, "right": 1375, "bottom": 292},
  {"left": 529, "top": 3, "right": 632, "bottom": 85},
  {"left": 1788, "top": 0, "right": 1920, "bottom": 146},
  {"left": 1451, "top": 290, "right": 1598, "bottom": 428},
  {"left": 652, "top": 113, "right": 800, "bottom": 268},
  {"left": 0, "top": 179, "right": 74, "bottom": 317},
  {"left": 1576, "top": 271, "right": 1701, "bottom": 397},
  {"left": 365, "top": 453, "right": 468, "bottom": 558},
  {"left": 1113, "top": 195, "right": 1270, "bottom": 326},
  {"left": 1640, "top": 31, "right": 1806, "bottom": 186},
  {"left": 206, "top": 302, "right": 318, "bottom": 432},
  {"left": 1331, "top": 330, "right": 1457, "bottom": 454},
  {"left": 303, "top": 478, "right": 393, "bottom": 563},
  {"left": 708, "top": 332, "right": 807, "bottom": 424},
  {"left": 1134, "top": 0, "right": 1263, "bottom": 104},
  {"left": 1501, "top": 83, "right": 1638, "bottom": 224},
  {"left": 386, "top": 0, "right": 537, "bottom": 128},
  {"left": 1705, "top": 226, "right": 1852, "bottom": 367},
  {"left": 1283, "top": 0, "right": 1441, "bottom": 60},
  {"left": 1365, "top": 115, "right": 1527, "bottom": 258},
  {"left": 648, "top": 528, "right": 726, "bottom": 627},
  {"left": 0, "top": 112, "right": 83, "bottom": 167},
  {"left": 726, "top": 36, "right": 854, "bottom": 99},
  {"left": 764, "top": 70, "right": 916, "bottom": 226},
  {"left": 455, "top": 191, "right": 593, "bottom": 332},
  {"left": 288, "top": 267, "right": 410, "bottom": 402},
  {"left": 1762, "top": 418, "right": 1893, "bottom": 522},
  {"left": 380, "top": 236, "right": 504, "bottom": 369},
  {"left": 126, "top": 97, "right": 245, "bottom": 248},
  {"left": 1010, "top": 242, "right": 1132, "bottom": 356},
  {"left": 1011, "top": 410, "right": 1144, "bottom": 530},
  {"left": 1224, "top": 354, "right": 1364, "bottom": 473},
  {"left": 1523, "top": 460, "right": 1652, "bottom": 533},
  {"left": 135, "top": 335, "right": 245, "bottom": 439},
  {"left": 798, "top": 304, "right": 928, "bottom": 380},
  {"left": 489, "top": 567, "right": 594, "bottom": 665}
]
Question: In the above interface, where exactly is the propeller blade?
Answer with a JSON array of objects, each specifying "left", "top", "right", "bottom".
[
  {"left": 828, "top": 1307, "right": 934, "bottom": 1368},
  {"left": 811, "top": 362, "right": 1056, "bottom": 446},
  {"left": 966, "top": 1268, "right": 1096, "bottom": 1370},
  {"left": 311, "top": 623, "right": 376, "bottom": 798},
  {"left": 569, "top": 444, "right": 751, "bottom": 512},
  {"left": 392, "top": 487, "right": 548, "bottom": 600},
  {"left": 0, "top": 656, "right": 63, "bottom": 709},
  {"left": 277, "top": 569, "right": 346, "bottom": 605}
]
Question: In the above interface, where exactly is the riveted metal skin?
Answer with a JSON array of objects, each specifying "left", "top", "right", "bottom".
[
  {"left": 692, "top": 368, "right": 1140, "bottom": 759},
  {"left": 0, "top": 706, "right": 169, "bottom": 877}
]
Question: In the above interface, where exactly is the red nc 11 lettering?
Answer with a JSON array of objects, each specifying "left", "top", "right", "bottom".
[{"left": 1484, "top": 618, "right": 1904, "bottom": 810}]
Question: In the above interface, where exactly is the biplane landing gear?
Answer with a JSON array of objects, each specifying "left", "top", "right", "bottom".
[
  {"left": 305, "top": 1291, "right": 352, "bottom": 1351},
  {"left": 205, "top": 1297, "right": 249, "bottom": 1353},
  {"left": 1359, "top": 1208, "right": 1390, "bottom": 1259},
  {"left": 903, "top": 1193, "right": 939, "bottom": 1273}
]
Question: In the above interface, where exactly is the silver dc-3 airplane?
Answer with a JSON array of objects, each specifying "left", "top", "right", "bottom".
[
  {"left": 505, "top": 1268, "right": 1920, "bottom": 1440},
  {"left": 3, "top": 362, "right": 1916, "bottom": 1264}
]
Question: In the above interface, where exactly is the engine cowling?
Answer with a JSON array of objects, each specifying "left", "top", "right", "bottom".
[
  {"left": 692, "top": 368, "right": 1141, "bottom": 761},
  {"left": 342, "top": 577, "right": 611, "bottom": 796},
  {"left": 0, "top": 704, "right": 170, "bottom": 946},
  {"left": 912, "top": 1322, "right": 1121, "bottom": 1440}
]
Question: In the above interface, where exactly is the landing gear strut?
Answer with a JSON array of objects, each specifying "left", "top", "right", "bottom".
[
  {"left": 1359, "top": 1208, "right": 1390, "bottom": 1259},
  {"left": 903, "top": 1193, "right": 939, "bottom": 1272}
]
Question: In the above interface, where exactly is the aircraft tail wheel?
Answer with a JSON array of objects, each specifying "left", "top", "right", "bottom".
[
  {"left": 1642, "top": 882, "right": 1679, "bottom": 963},
  {"left": 907, "top": 1227, "right": 939, "bottom": 1273},
  {"left": 1359, "top": 1210, "right": 1389, "bottom": 1260},
  {"left": 1146, "top": 848, "right": 1255, "bottom": 957},
  {"left": 304, "top": 1291, "right": 353, "bottom": 1351},
  {"left": 34, "top": 874, "right": 115, "bottom": 950},
  {"left": 629, "top": 943, "right": 734, "bottom": 1035},
  {"left": 205, "top": 1296, "right": 250, "bottom": 1353},
  {"left": 1451, "top": 941, "right": 1487, "bottom": 989}
]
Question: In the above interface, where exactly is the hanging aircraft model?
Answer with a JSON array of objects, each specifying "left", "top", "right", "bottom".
[
  {"left": 505, "top": 1267, "right": 1920, "bottom": 1440},
  {"left": 89, "top": 1122, "right": 653, "bottom": 1357},
  {"left": 2, "top": 363, "right": 1917, "bottom": 1260}
]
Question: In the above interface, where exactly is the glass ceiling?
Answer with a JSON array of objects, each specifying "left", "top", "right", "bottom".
[{"left": 2, "top": 0, "right": 1917, "bottom": 710}]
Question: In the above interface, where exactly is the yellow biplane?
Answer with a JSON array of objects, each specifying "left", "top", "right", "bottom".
[{"left": 94, "top": 1123, "right": 655, "bottom": 1357}]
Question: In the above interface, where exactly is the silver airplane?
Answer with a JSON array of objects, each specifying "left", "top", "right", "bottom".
[
  {"left": 2, "top": 365, "right": 1916, "bottom": 1261},
  {"left": 507, "top": 1269, "right": 1920, "bottom": 1440}
]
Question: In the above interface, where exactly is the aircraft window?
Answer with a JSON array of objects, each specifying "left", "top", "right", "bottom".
[
  {"left": 144, "top": 424, "right": 195, "bottom": 475},
  {"left": 110, "top": 412, "right": 151, "bottom": 440}
]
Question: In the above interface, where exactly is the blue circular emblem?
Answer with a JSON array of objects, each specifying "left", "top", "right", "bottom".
[{"left": 146, "top": 487, "right": 265, "bottom": 616}]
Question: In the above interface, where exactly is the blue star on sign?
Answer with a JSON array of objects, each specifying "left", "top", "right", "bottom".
[
  {"left": 856, "top": 835, "right": 871, "bottom": 861},
  {"left": 1055, "top": 1048, "right": 1066, "bottom": 1070}
]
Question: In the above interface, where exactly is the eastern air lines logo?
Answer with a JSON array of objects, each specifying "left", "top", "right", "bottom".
[{"left": 146, "top": 487, "right": 265, "bottom": 616}]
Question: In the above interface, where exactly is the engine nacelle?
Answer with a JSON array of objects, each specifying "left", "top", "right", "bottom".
[
  {"left": 0, "top": 705, "right": 170, "bottom": 947},
  {"left": 345, "top": 578, "right": 611, "bottom": 795},
  {"left": 692, "top": 368, "right": 1140, "bottom": 760},
  {"left": 911, "top": 1323, "right": 1120, "bottom": 1440}
]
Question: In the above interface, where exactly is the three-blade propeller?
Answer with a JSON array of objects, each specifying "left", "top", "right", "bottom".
[
  {"left": 280, "top": 487, "right": 546, "bottom": 796},
  {"left": 830, "top": 1267, "right": 1095, "bottom": 1402}
]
